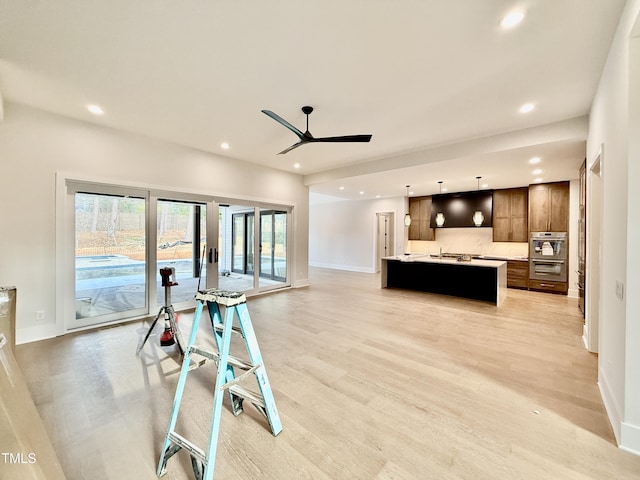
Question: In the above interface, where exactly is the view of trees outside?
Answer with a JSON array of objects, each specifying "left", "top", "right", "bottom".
[{"left": 75, "top": 194, "right": 204, "bottom": 262}]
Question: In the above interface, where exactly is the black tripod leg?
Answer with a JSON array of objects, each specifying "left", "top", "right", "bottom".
[
  {"left": 167, "top": 307, "right": 185, "bottom": 356},
  {"left": 136, "top": 307, "right": 165, "bottom": 355}
]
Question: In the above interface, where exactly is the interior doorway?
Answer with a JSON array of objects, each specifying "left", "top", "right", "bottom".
[
  {"left": 376, "top": 212, "right": 395, "bottom": 272},
  {"left": 586, "top": 149, "right": 602, "bottom": 353}
]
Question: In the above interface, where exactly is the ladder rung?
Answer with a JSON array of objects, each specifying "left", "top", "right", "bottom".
[
  {"left": 228, "top": 385, "right": 265, "bottom": 409},
  {"left": 168, "top": 431, "right": 206, "bottom": 465},
  {"left": 190, "top": 345, "right": 255, "bottom": 371}
]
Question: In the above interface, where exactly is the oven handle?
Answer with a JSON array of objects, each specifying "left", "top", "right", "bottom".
[{"left": 531, "top": 259, "right": 565, "bottom": 263}]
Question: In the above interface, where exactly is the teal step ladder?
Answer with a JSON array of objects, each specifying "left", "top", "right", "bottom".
[{"left": 157, "top": 289, "right": 282, "bottom": 479}]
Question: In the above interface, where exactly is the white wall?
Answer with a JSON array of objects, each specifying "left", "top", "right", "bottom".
[
  {"left": 587, "top": 0, "right": 640, "bottom": 454},
  {"left": 0, "top": 103, "right": 309, "bottom": 344},
  {"left": 309, "top": 194, "right": 404, "bottom": 273}
]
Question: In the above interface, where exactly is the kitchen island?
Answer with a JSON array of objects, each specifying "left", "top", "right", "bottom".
[{"left": 381, "top": 254, "right": 507, "bottom": 306}]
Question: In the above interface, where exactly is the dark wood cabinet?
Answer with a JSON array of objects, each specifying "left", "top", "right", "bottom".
[
  {"left": 528, "top": 181, "right": 570, "bottom": 232},
  {"left": 492, "top": 188, "right": 528, "bottom": 242},
  {"left": 529, "top": 279, "right": 568, "bottom": 295},
  {"left": 506, "top": 260, "right": 529, "bottom": 289},
  {"left": 408, "top": 197, "right": 435, "bottom": 241}
]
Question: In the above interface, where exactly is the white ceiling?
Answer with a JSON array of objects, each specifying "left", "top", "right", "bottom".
[{"left": 0, "top": 1, "right": 626, "bottom": 200}]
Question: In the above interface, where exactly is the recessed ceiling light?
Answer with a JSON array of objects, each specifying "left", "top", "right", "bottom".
[
  {"left": 87, "top": 104, "right": 104, "bottom": 115},
  {"left": 359, "top": 191, "right": 365, "bottom": 195},
  {"left": 500, "top": 11, "right": 525, "bottom": 29},
  {"left": 339, "top": 186, "right": 345, "bottom": 190},
  {"left": 532, "top": 169, "right": 542, "bottom": 175},
  {"left": 529, "top": 157, "right": 541, "bottom": 164},
  {"left": 533, "top": 177, "right": 543, "bottom": 183},
  {"left": 220, "top": 142, "right": 230, "bottom": 150},
  {"left": 293, "top": 163, "right": 301, "bottom": 169},
  {"left": 481, "top": 183, "right": 489, "bottom": 188},
  {"left": 519, "top": 103, "right": 535, "bottom": 114},
  {"left": 376, "top": 195, "right": 381, "bottom": 198},
  {"left": 442, "top": 187, "right": 448, "bottom": 192}
]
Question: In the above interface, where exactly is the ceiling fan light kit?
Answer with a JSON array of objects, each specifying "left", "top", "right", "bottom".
[{"left": 262, "top": 106, "right": 372, "bottom": 154}]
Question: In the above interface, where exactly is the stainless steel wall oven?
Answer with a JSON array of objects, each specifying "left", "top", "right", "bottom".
[{"left": 529, "top": 232, "right": 567, "bottom": 283}]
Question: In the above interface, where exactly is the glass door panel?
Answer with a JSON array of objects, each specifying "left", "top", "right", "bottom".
[
  {"left": 74, "top": 192, "right": 147, "bottom": 327},
  {"left": 156, "top": 200, "right": 206, "bottom": 306},
  {"left": 246, "top": 213, "right": 255, "bottom": 275},
  {"left": 273, "top": 212, "right": 287, "bottom": 281},
  {"left": 232, "top": 213, "right": 245, "bottom": 274},
  {"left": 259, "top": 210, "right": 287, "bottom": 287},
  {"left": 260, "top": 213, "right": 273, "bottom": 278}
]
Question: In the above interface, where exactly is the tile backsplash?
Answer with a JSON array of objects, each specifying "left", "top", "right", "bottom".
[{"left": 407, "top": 227, "right": 529, "bottom": 258}]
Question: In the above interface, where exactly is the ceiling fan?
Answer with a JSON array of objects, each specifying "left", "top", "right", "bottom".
[{"left": 261, "top": 106, "right": 372, "bottom": 154}]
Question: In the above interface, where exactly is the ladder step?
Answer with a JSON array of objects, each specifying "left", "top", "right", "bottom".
[
  {"left": 228, "top": 385, "right": 265, "bottom": 409},
  {"left": 168, "top": 431, "right": 206, "bottom": 465},
  {"left": 213, "top": 323, "right": 244, "bottom": 336},
  {"left": 189, "top": 345, "right": 254, "bottom": 370},
  {"left": 197, "top": 289, "right": 246, "bottom": 306}
]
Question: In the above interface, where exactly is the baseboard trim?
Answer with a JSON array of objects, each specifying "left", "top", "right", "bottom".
[
  {"left": 598, "top": 367, "right": 623, "bottom": 444},
  {"left": 16, "top": 323, "right": 61, "bottom": 345},
  {"left": 621, "top": 421, "right": 640, "bottom": 456},
  {"left": 309, "top": 262, "right": 375, "bottom": 274}
]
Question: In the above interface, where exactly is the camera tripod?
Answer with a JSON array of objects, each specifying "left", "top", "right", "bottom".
[{"left": 136, "top": 267, "right": 185, "bottom": 356}]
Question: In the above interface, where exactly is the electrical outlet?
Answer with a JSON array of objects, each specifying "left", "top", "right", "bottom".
[
  {"left": 615, "top": 280, "right": 624, "bottom": 300},
  {"left": 35, "top": 310, "right": 46, "bottom": 322}
]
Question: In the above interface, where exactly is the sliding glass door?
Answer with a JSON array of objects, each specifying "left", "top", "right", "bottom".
[
  {"left": 68, "top": 179, "right": 291, "bottom": 331},
  {"left": 70, "top": 182, "right": 218, "bottom": 329}
]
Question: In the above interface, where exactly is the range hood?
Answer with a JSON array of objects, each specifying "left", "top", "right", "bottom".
[{"left": 430, "top": 190, "right": 493, "bottom": 228}]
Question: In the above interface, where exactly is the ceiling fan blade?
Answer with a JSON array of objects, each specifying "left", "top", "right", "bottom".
[
  {"left": 278, "top": 141, "right": 306, "bottom": 155},
  {"left": 313, "top": 134, "right": 372, "bottom": 143},
  {"left": 261, "top": 110, "right": 304, "bottom": 139}
]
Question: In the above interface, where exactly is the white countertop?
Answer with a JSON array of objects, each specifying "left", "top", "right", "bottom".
[{"left": 383, "top": 254, "right": 506, "bottom": 268}]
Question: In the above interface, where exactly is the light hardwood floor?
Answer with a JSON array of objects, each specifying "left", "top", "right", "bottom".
[{"left": 16, "top": 267, "right": 640, "bottom": 479}]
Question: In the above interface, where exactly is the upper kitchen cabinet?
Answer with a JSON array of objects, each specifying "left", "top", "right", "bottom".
[
  {"left": 528, "top": 181, "right": 570, "bottom": 232},
  {"left": 408, "top": 197, "right": 435, "bottom": 241},
  {"left": 492, "top": 187, "right": 528, "bottom": 242}
]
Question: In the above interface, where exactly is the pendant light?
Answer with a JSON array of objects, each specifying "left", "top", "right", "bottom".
[
  {"left": 472, "top": 176, "right": 485, "bottom": 227},
  {"left": 404, "top": 185, "right": 412, "bottom": 227},
  {"left": 435, "top": 181, "right": 445, "bottom": 227}
]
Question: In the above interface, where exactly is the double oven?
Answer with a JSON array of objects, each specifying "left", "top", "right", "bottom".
[{"left": 529, "top": 232, "right": 567, "bottom": 283}]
